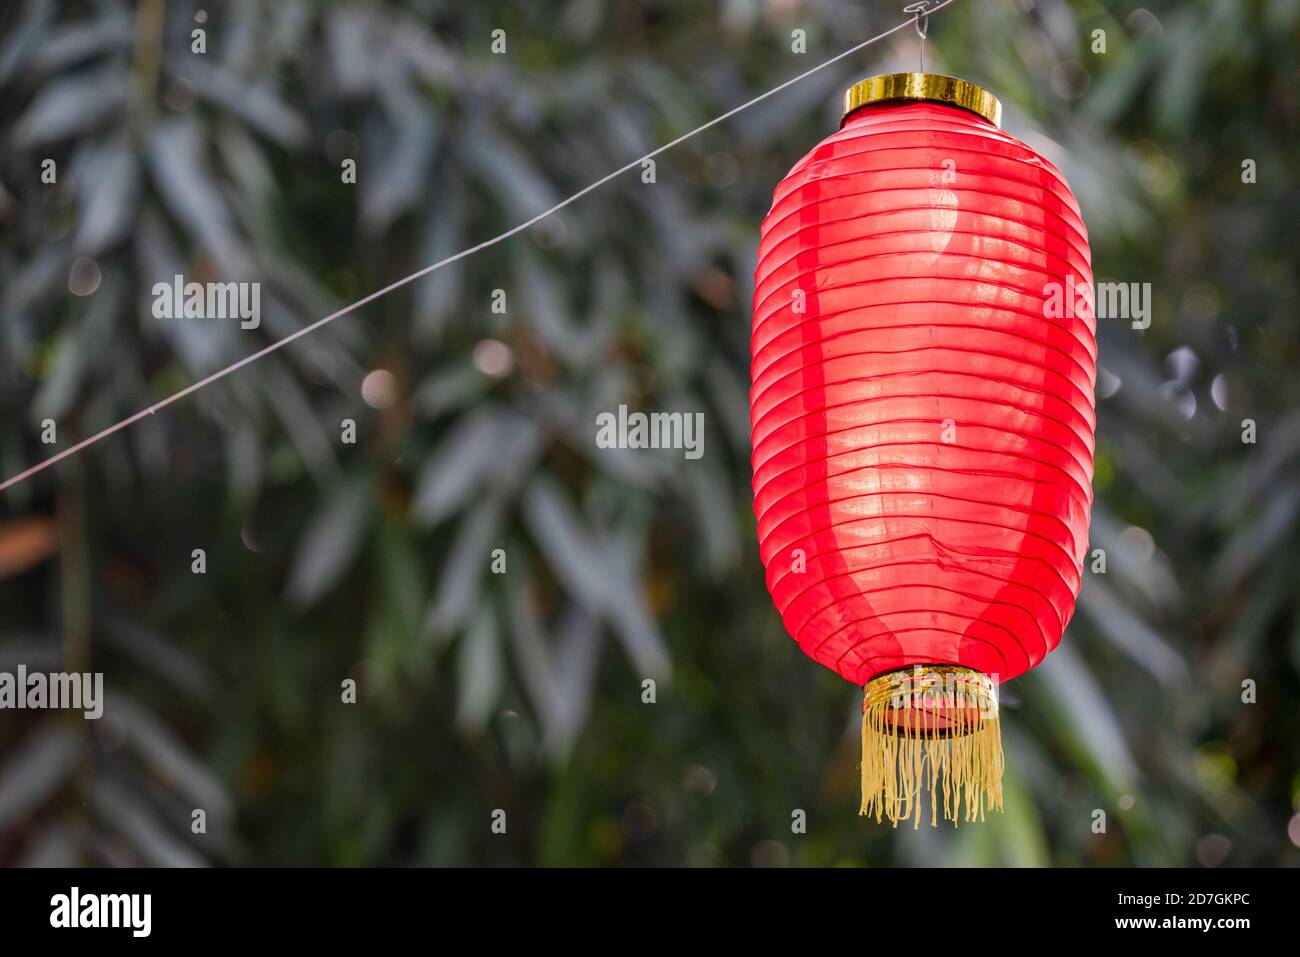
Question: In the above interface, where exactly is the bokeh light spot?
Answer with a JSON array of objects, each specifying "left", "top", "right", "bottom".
[{"left": 361, "top": 369, "right": 398, "bottom": 409}]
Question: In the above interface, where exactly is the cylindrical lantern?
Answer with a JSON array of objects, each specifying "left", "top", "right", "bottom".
[{"left": 751, "top": 73, "right": 1095, "bottom": 826}]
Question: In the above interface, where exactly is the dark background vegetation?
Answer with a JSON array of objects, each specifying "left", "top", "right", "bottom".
[{"left": 1, "top": 0, "right": 1297, "bottom": 866}]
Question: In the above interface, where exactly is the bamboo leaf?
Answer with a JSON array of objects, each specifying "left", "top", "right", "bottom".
[
  {"left": 0, "top": 725, "right": 75, "bottom": 829},
  {"left": 285, "top": 477, "right": 371, "bottom": 608}
]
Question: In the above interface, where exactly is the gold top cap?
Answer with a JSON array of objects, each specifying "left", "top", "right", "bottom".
[{"left": 843, "top": 73, "right": 1002, "bottom": 127}]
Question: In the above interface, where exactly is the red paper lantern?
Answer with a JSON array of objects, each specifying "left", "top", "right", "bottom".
[{"left": 751, "top": 74, "right": 1095, "bottom": 826}]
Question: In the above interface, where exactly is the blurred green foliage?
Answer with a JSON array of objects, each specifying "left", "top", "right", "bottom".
[{"left": 0, "top": 0, "right": 1298, "bottom": 866}]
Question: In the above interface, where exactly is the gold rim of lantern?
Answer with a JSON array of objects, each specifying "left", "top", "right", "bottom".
[{"left": 843, "top": 73, "right": 1002, "bottom": 128}]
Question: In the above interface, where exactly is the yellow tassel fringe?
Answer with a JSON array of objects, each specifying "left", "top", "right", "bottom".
[{"left": 860, "top": 665, "right": 1004, "bottom": 828}]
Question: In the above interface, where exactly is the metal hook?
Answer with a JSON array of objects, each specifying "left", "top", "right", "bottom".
[{"left": 903, "top": 2, "right": 932, "bottom": 72}]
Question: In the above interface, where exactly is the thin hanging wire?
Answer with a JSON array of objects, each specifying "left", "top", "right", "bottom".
[
  {"left": 903, "top": 2, "right": 932, "bottom": 72},
  {"left": 0, "top": 0, "right": 961, "bottom": 495}
]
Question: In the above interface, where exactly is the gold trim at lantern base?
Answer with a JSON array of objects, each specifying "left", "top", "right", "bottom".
[
  {"left": 860, "top": 665, "right": 1004, "bottom": 827},
  {"left": 843, "top": 73, "right": 1003, "bottom": 128}
]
